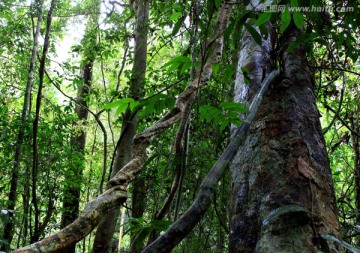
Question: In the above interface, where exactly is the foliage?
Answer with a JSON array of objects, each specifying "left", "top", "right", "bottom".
[{"left": 0, "top": 0, "right": 359, "bottom": 252}]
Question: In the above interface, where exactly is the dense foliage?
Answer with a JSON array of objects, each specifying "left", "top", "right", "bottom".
[{"left": 0, "top": 0, "right": 359, "bottom": 252}]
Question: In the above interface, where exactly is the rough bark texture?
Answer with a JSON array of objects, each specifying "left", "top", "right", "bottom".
[
  {"left": 1, "top": 1, "right": 43, "bottom": 250},
  {"left": 60, "top": 3, "right": 100, "bottom": 253},
  {"left": 91, "top": 1, "right": 149, "bottom": 252},
  {"left": 229, "top": 20, "right": 341, "bottom": 252}
]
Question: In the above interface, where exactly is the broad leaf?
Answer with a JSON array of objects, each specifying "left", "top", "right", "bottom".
[
  {"left": 256, "top": 12, "right": 271, "bottom": 26},
  {"left": 219, "top": 101, "right": 248, "bottom": 113},
  {"left": 103, "top": 98, "right": 139, "bottom": 114},
  {"left": 280, "top": 7, "right": 291, "bottom": 33},
  {"left": 293, "top": 12, "right": 303, "bottom": 28},
  {"left": 172, "top": 4, "right": 182, "bottom": 11},
  {"left": 170, "top": 12, "right": 182, "bottom": 21},
  {"left": 214, "top": 0, "right": 221, "bottom": 9},
  {"left": 244, "top": 23, "right": 262, "bottom": 45}
]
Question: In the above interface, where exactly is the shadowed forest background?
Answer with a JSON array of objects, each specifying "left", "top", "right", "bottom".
[{"left": 0, "top": 0, "right": 360, "bottom": 252}]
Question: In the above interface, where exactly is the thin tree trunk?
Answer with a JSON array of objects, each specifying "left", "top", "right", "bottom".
[
  {"left": 91, "top": 1, "right": 149, "bottom": 252},
  {"left": 1, "top": 1, "right": 43, "bottom": 250},
  {"left": 350, "top": 106, "right": 360, "bottom": 246},
  {"left": 60, "top": 2, "right": 100, "bottom": 252},
  {"left": 117, "top": 207, "right": 126, "bottom": 252},
  {"left": 174, "top": 122, "right": 190, "bottom": 221},
  {"left": 229, "top": 5, "right": 341, "bottom": 252},
  {"left": 30, "top": 0, "right": 56, "bottom": 243}
]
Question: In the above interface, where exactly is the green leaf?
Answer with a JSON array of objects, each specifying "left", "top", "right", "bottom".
[
  {"left": 199, "top": 105, "right": 221, "bottom": 122},
  {"left": 138, "top": 93, "right": 170, "bottom": 118},
  {"left": 214, "top": 0, "right": 221, "bottom": 9},
  {"left": 115, "top": 103, "right": 129, "bottom": 114},
  {"left": 103, "top": 98, "right": 139, "bottom": 114},
  {"left": 293, "top": 12, "right": 303, "bottom": 28},
  {"left": 172, "top": 17, "right": 183, "bottom": 35},
  {"left": 212, "top": 63, "right": 220, "bottom": 75},
  {"left": 180, "top": 61, "right": 192, "bottom": 74},
  {"left": 258, "top": 23, "right": 268, "bottom": 40},
  {"left": 163, "top": 56, "right": 191, "bottom": 74},
  {"left": 241, "top": 66, "right": 250, "bottom": 84},
  {"left": 172, "top": 4, "right": 182, "bottom": 11},
  {"left": 170, "top": 12, "right": 182, "bottom": 21},
  {"left": 103, "top": 100, "right": 123, "bottom": 110},
  {"left": 237, "top": 10, "right": 252, "bottom": 27},
  {"left": 133, "top": 227, "right": 151, "bottom": 250},
  {"left": 280, "top": 7, "right": 291, "bottom": 33},
  {"left": 219, "top": 101, "right": 248, "bottom": 113},
  {"left": 240, "top": 66, "right": 250, "bottom": 75},
  {"left": 0, "top": 105, "right": 8, "bottom": 114},
  {"left": 163, "top": 56, "right": 190, "bottom": 68},
  {"left": 219, "top": 119, "right": 229, "bottom": 131},
  {"left": 244, "top": 23, "right": 262, "bottom": 46},
  {"left": 256, "top": 12, "right": 271, "bottom": 26},
  {"left": 224, "top": 18, "right": 236, "bottom": 41},
  {"left": 165, "top": 62, "right": 180, "bottom": 74},
  {"left": 150, "top": 220, "right": 172, "bottom": 231}
]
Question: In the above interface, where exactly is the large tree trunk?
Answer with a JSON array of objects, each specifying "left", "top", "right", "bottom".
[
  {"left": 60, "top": 2, "right": 100, "bottom": 253},
  {"left": 1, "top": 1, "right": 43, "bottom": 250},
  {"left": 229, "top": 10, "right": 341, "bottom": 253},
  {"left": 92, "top": 1, "right": 149, "bottom": 252}
]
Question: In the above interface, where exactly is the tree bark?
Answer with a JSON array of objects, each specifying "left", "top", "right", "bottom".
[
  {"left": 1, "top": 1, "right": 43, "bottom": 250},
  {"left": 229, "top": 7, "right": 341, "bottom": 252},
  {"left": 92, "top": 1, "right": 149, "bottom": 252},
  {"left": 60, "top": 2, "right": 100, "bottom": 252}
]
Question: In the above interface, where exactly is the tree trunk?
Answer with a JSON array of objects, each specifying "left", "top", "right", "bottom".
[
  {"left": 30, "top": 0, "right": 56, "bottom": 243},
  {"left": 350, "top": 107, "right": 360, "bottom": 246},
  {"left": 1, "top": 1, "right": 43, "bottom": 250},
  {"left": 229, "top": 9, "right": 341, "bottom": 253},
  {"left": 92, "top": 1, "right": 149, "bottom": 252},
  {"left": 60, "top": 2, "right": 100, "bottom": 252}
]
